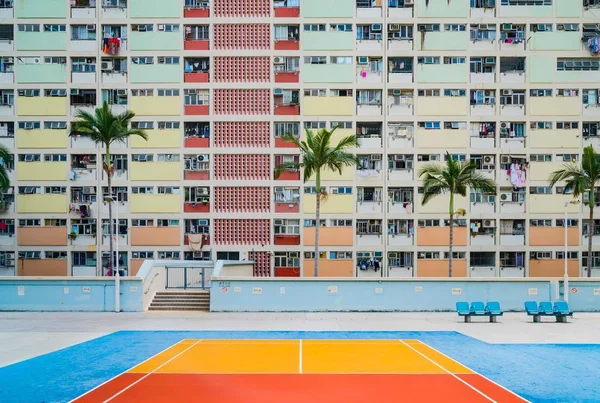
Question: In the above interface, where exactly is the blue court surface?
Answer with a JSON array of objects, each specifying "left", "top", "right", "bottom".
[{"left": 0, "top": 330, "right": 599, "bottom": 403}]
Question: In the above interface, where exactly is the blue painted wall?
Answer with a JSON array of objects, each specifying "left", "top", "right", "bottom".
[
  {"left": 210, "top": 279, "right": 600, "bottom": 312},
  {"left": 0, "top": 279, "right": 143, "bottom": 312}
]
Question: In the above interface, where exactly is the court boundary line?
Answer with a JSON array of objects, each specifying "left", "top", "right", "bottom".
[
  {"left": 102, "top": 339, "right": 204, "bottom": 403},
  {"left": 399, "top": 340, "right": 498, "bottom": 403},
  {"left": 299, "top": 340, "right": 303, "bottom": 374},
  {"left": 67, "top": 339, "right": 191, "bottom": 403},
  {"left": 408, "top": 340, "right": 531, "bottom": 403}
]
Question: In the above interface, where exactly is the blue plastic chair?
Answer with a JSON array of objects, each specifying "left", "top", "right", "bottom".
[
  {"left": 554, "top": 301, "right": 573, "bottom": 316},
  {"left": 539, "top": 301, "right": 554, "bottom": 315},
  {"left": 485, "top": 301, "right": 503, "bottom": 316},
  {"left": 524, "top": 301, "right": 539, "bottom": 315},
  {"left": 470, "top": 301, "right": 485, "bottom": 315},
  {"left": 456, "top": 301, "right": 470, "bottom": 316}
]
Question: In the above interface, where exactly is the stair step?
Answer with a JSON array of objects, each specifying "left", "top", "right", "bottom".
[
  {"left": 148, "top": 307, "right": 209, "bottom": 311},
  {"left": 151, "top": 301, "right": 209, "bottom": 306}
]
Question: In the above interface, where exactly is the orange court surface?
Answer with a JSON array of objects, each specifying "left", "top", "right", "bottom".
[{"left": 72, "top": 339, "right": 528, "bottom": 403}]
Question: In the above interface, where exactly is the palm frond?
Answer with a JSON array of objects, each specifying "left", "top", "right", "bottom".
[
  {"left": 274, "top": 161, "right": 302, "bottom": 179},
  {"left": 0, "top": 144, "right": 10, "bottom": 192}
]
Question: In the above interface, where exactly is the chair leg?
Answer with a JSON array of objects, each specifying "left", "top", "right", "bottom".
[
  {"left": 464, "top": 316, "right": 471, "bottom": 323},
  {"left": 533, "top": 315, "right": 540, "bottom": 323},
  {"left": 490, "top": 316, "right": 497, "bottom": 323}
]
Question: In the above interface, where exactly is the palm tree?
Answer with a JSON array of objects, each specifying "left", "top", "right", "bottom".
[
  {"left": 70, "top": 102, "right": 148, "bottom": 275},
  {"left": 418, "top": 152, "right": 497, "bottom": 277},
  {"left": 274, "top": 127, "right": 358, "bottom": 277},
  {"left": 0, "top": 144, "right": 12, "bottom": 210},
  {"left": 550, "top": 145, "right": 600, "bottom": 277}
]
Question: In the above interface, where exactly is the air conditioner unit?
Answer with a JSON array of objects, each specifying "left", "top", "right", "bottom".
[
  {"left": 330, "top": 188, "right": 339, "bottom": 194},
  {"left": 193, "top": 252, "right": 203, "bottom": 258},
  {"left": 197, "top": 154, "right": 209, "bottom": 162},
  {"left": 137, "top": 155, "right": 147, "bottom": 162},
  {"left": 158, "top": 24, "right": 165, "bottom": 31},
  {"left": 87, "top": 24, "right": 96, "bottom": 31},
  {"left": 531, "top": 25, "right": 538, "bottom": 32},
  {"left": 273, "top": 56, "right": 285, "bottom": 64},
  {"left": 392, "top": 89, "right": 402, "bottom": 96},
  {"left": 483, "top": 220, "right": 495, "bottom": 228},
  {"left": 500, "top": 122, "right": 508, "bottom": 129},
  {"left": 502, "top": 89, "right": 513, "bottom": 95},
  {"left": 101, "top": 61, "right": 113, "bottom": 71},
  {"left": 500, "top": 155, "right": 510, "bottom": 164},
  {"left": 33, "top": 58, "right": 40, "bottom": 64},
  {"left": 24, "top": 122, "right": 34, "bottom": 130},
  {"left": 483, "top": 156, "right": 493, "bottom": 164},
  {"left": 357, "top": 56, "right": 369, "bottom": 65},
  {"left": 389, "top": 24, "right": 400, "bottom": 32},
  {"left": 500, "top": 192, "right": 511, "bottom": 201},
  {"left": 273, "top": 88, "right": 283, "bottom": 95},
  {"left": 371, "top": 24, "right": 382, "bottom": 32},
  {"left": 404, "top": 0, "right": 413, "bottom": 4},
  {"left": 557, "top": 24, "right": 565, "bottom": 30},
  {"left": 396, "top": 128, "right": 407, "bottom": 137},
  {"left": 198, "top": 187, "right": 209, "bottom": 195},
  {"left": 83, "top": 186, "right": 94, "bottom": 193},
  {"left": 2, "top": 57, "right": 13, "bottom": 63}
]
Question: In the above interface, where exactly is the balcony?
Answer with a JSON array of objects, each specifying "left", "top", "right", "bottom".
[
  {"left": 499, "top": 25, "right": 526, "bottom": 51},
  {"left": 387, "top": 25, "right": 413, "bottom": 51},
  {"left": 183, "top": 90, "right": 209, "bottom": 116},
  {"left": 471, "top": 0, "right": 495, "bottom": 18},
  {"left": 356, "top": 91, "right": 382, "bottom": 116},
  {"left": 499, "top": 221, "right": 525, "bottom": 246},
  {"left": 388, "top": 93, "right": 414, "bottom": 116},
  {"left": 274, "top": 186, "right": 300, "bottom": 213},
  {"left": 274, "top": 58, "right": 300, "bottom": 83},
  {"left": 470, "top": 91, "right": 496, "bottom": 116},
  {"left": 70, "top": 154, "right": 98, "bottom": 182},
  {"left": 184, "top": 123, "right": 210, "bottom": 148},
  {"left": 469, "top": 221, "right": 496, "bottom": 246},
  {"left": 387, "top": 221, "right": 414, "bottom": 246},
  {"left": 71, "top": 0, "right": 96, "bottom": 18},
  {"left": 469, "top": 25, "right": 497, "bottom": 51},
  {"left": 356, "top": 25, "right": 383, "bottom": 51},
  {"left": 388, "top": 124, "right": 414, "bottom": 149},
  {"left": 499, "top": 188, "right": 526, "bottom": 214},
  {"left": 131, "top": 227, "right": 180, "bottom": 246},
  {"left": 274, "top": 25, "right": 300, "bottom": 50},
  {"left": 184, "top": 187, "right": 210, "bottom": 213},
  {"left": 470, "top": 252, "right": 496, "bottom": 278},
  {"left": 356, "top": 124, "right": 382, "bottom": 148},
  {"left": 500, "top": 57, "right": 525, "bottom": 84},
  {"left": 470, "top": 193, "right": 495, "bottom": 215},
  {"left": 274, "top": 0, "right": 299, "bottom": 17},
  {"left": 184, "top": 155, "right": 210, "bottom": 180},
  {"left": 101, "top": 1, "right": 127, "bottom": 19},
  {"left": 101, "top": 59, "right": 128, "bottom": 84},
  {"left": 357, "top": 187, "right": 383, "bottom": 214},
  {"left": 388, "top": 188, "right": 413, "bottom": 215},
  {"left": 184, "top": 26, "right": 209, "bottom": 50},
  {"left": 275, "top": 155, "right": 300, "bottom": 180},
  {"left": 183, "top": 0, "right": 210, "bottom": 18},
  {"left": 470, "top": 123, "right": 495, "bottom": 148},
  {"left": 388, "top": 58, "right": 413, "bottom": 83},
  {"left": 184, "top": 58, "right": 209, "bottom": 83},
  {"left": 70, "top": 89, "right": 97, "bottom": 115},
  {"left": 274, "top": 89, "right": 300, "bottom": 115}
]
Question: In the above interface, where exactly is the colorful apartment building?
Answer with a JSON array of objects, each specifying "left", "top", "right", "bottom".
[{"left": 0, "top": 0, "right": 599, "bottom": 278}]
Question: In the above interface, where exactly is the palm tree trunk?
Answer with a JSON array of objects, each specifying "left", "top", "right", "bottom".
[
  {"left": 448, "top": 192, "right": 454, "bottom": 277},
  {"left": 105, "top": 147, "right": 114, "bottom": 276},
  {"left": 314, "top": 171, "right": 321, "bottom": 277},
  {"left": 588, "top": 204, "right": 594, "bottom": 278}
]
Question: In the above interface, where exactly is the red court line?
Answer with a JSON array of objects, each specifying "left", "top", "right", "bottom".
[
  {"left": 458, "top": 374, "right": 529, "bottom": 403},
  {"left": 71, "top": 373, "right": 144, "bottom": 403},
  {"left": 100, "top": 374, "right": 512, "bottom": 403}
]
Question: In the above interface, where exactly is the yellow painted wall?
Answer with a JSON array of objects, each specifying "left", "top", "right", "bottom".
[
  {"left": 130, "top": 97, "right": 180, "bottom": 116},
  {"left": 308, "top": 166, "right": 354, "bottom": 182},
  {"left": 17, "top": 162, "right": 68, "bottom": 181},
  {"left": 303, "top": 194, "right": 354, "bottom": 214},
  {"left": 529, "top": 194, "right": 581, "bottom": 214},
  {"left": 529, "top": 130, "right": 580, "bottom": 149},
  {"left": 303, "top": 97, "right": 354, "bottom": 116},
  {"left": 529, "top": 162, "right": 562, "bottom": 181},
  {"left": 303, "top": 227, "right": 354, "bottom": 246},
  {"left": 529, "top": 97, "right": 580, "bottom": 116},
  {"left": 130, "top": 129, "right": 180, "bottom": 148},
  {"left": 415, "top": 129, "right": 469, "bottom": 149},
  {"left": 130, "top": 194, "right": 180, "bottom": 213},
  {"left": 417, "top": 194, "right": 467, "bottom": 214},
  {"left": 16, "top": 129, "right": 68, "bottom": 149},
  {"left": 416, "top": 98, "right": 468, "bottom": 116},
  {"left": 17, "top": 97, "right": 67, "bottom": 116},
  {"left": 302, "top": 128, "right": 352, "bottom": 146},
  {"left": 130, "top": 162, "right": 180, "bottom": 181},
  {"left": 17, "top": 194, "right": 68, "bottom": 213}
]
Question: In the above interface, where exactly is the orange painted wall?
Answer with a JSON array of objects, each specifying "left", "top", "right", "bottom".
[
  {"left": 529, "top": 259, "right": 579, "bottom": 277},
  {"left": 417, "top": 227, "right": 467, "bottom": 247},
  {"left": 130, "top": 259, "right": 145, "bottom": 276},
  {"left": 131, "top": 227, "right": 180, "bottom": 246},
  {"left": 417, "top": 259, "right": 468, "bottom": 277},
  {"left": 303, "top": 227, "right": 354, "bottom": 246},
  {"left": 302, "top": 259, "right": 354, "bottom": 277},
  {"left": 17, "top": 259, "right": 68, "bottom": 276},
  {"left": 18, "top": 227, "right": 68, "bottom": 246},
  {"left": 529, "top": 227, "right": 579, "bottom": 246}
]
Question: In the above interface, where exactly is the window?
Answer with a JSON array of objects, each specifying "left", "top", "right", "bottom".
[
  {"left": 45, "top": 57, "right": 66, "bottom": 65},
  {"left": 132, "top": 24, "right": 153, "bottom": 32},
  {"left": 132, "top": 122, "right": 154, "bottom": 130},
  {"left": 556, "top": 251, "right": 578, "bottom": 259},
  {"left": 18, "top": 122, "right": 41, "bottom": 130},
  {"left": 19, "top": 251, "right": 41, "bottom": 259},
  {"left": 185, "top": 25, "right": 209, "bottom": 40},
  {"left": 17, "top": 24, "right": 40, "bottom": 32},
  {"left": 331, "top": 121, "right": 352, "bottom": 129},
  {"left": 157, "top": 219, "right": 179, "bottom": 227},
  {"left": 530, "top": 154, "right": 552, "bottom": 162},
  {"left": 418, "top": 121, "right": 441, "bottom": 130},
  {"left": 160, "top": 24, "right": 179, "bottom": 32},
  {"left": 445, "top": 24, "right": 466, "bottom": 32},
  {"left": 304, "top": 121, "right": 326, "bottom": 129},
  {"left": 330, "top": 186, "right": 352, "bottom": 194},
  {"left": 556, "top": 122, "right": 578, "bottom": 130},
  {"left": 418, "top": 219, "right": 440, "bottom": 227},
  {"left": 0, "top": 219, "right": 14, "bottom": 236},
  {"left": 330, "top": 252, "right": 353, "bottom": 260},
  {"left": 417, "top": 57, "right": 440, "bottom": 65},
  {"left": 41, "top": 251, "right": 65, "bottom": 259},
  {"left": 45, "top": 89, "right": 67, "bottom": 97},
  {"left": 132, "top": 154, "right": 153, "bottom": 162},
  {"left": 304, "top": 251, "right": 326, "bottom": 259},
  {"left": 470, "top": 24, "right": 497, "bottom": 41},
  {"left": 557, "top": 89, "right": 578, "bottom": 97},
  {"left": 417, "top": 24, "right": 440, "bottom": 32},
  {"left": 529, "top": 186, "right": 552, "bottom": 195},
  {"left": 444, "top": 252, "right": 466, "bottom": 259},
  {"left": 583, "top": 122, "right": 599, "bottom": 137},
  {"left": 530, "top": 252, "right": 552, "bottom": 260},
  {"left": 131, "top": 187, "right": 153, "bottom": 194},
  {"left": 330, "top": 89, "right": 352, "bottom": 97},
  {"left": 158, "top": 251, "right": 180, "bottom": 259},
  {"left": 330, "top": 56, "right": 352, "bottom": 65},
  {"left": 357, "top": 187, "right": 382, "bottom": 202},
  {"left": 19, "top": 219, "right": 41, "bottom": 227},
  {"left": 274, "top": 187, "right": 299, "bottom": 203},
  {"left": 388, "top": 219, "right": 413, "bottom": 235},
  {"left": 330, "top": 24, "right": 352, "bottom": 32},
  {"left": 357, "top": 90, "right": 381, "bottom": 105},
  {"left": 274, "top": 219, "right": 300, "bottom": 235},
  {"left": 157, "top": 154, "right": 179, "bottom": 162},
  {"left": 418, "top": 252, "right": 440, "bottom": 259},
  {"left": 304, "top": 56, "right": 327, "bottom": 65},
  {"left": 500, "top": 90, "right": 525, "bottom": 105},
  {"left": 71, "top": 219, "right": 96, "bottom": 235},
  {"left": 132, "top": 89, "right": 153, "bottom": 97},
  {"left": 331, "top": 219, "right": 353, "bottom": 227},
  {"left": 157, "top": 89, "right": 179, "bottom": 97},
  {"left": 557, "top": 58, "right": 600, "bottom": 71},
  {"left": 530, "top": 89, "right": 552, "bottom": 97},
  {"left": 132, "top": 57, "right": 154, "bottom": 65},
  {"left": 304, "top": 24, "right": 325, "bottom": 32},
  {"left": 556, "top": 219, "right": 578, "bottom": 227},
  {"left": 531, "top": 121, "right": 552, "bottom": 130},
  {"left": 501, "top": 0, "right": 551, "bottom": 4},
  {"left": 443, "top": 57, "right": 466, "bottom": 65},
  {"left": 274, "top": 252, "right": 300, "bottom": 267},
  {"left": 132, "top": 252, "right": 154, "bottom": 259},
  {"left": 72, "top": 252, "right": 96, "bottom": 267},
  {"left": 158, "top": 122, "right": 180, "bottom": 130},
  {"left": 356, "top": 220, "right": 382, "bottom": 235},
  {"left": 530, "top": 219, "right": 552, "bottom": 227},
  {"left": 44, "top": 186, "right": 66, "bottom": 194},
  {"left": 303, "top": 219, "right": 326, "bottom": 227},
  {"left": 388, "top": 154, "right": 413, "bottom": 170},
  {"left": 274, "top": 122, "right": 299, "bottom": 138},
  {"left": 184, "top": 90, "right": 209, "bottom": 105},
  {"left": 444, "top": 89, "right": 466, "bottom": 97}
]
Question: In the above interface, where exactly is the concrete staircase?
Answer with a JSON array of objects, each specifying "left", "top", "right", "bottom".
[{"left": 148, "top": 290, "right": 210, "bottom": 312}]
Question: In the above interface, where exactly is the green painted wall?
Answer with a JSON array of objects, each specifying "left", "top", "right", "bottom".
[
  {"left": 416, "top": 64, "right": 467, "bottom": 83},
  {"left": 302, "top": 64, "right": 355, "bottom": 84},
  {"left": 17, "top": 64, "right": 67, "bottom": 84},
  {"left": 129, "top": 0, "right": 180, "bottom": 18},
  {"left": 302, "top": 0, "right": 354, "bottom": 18},
  {"left": 416, "top": 0, "right": 468, "bottom": 18},
  {"left": 556, "top": 0, "right": 581, "bottom": 17},
  {"left": 420, "top": 31, "right": 468, "bottom": 51},
  {"left": 15, "top": 0, "right": 66, "bottom": 18},
  {"left": 129, "top": 32, "right": 181, "bottom": 51},
  {"left": 529, "top": 32, "right": 581, "bottom": 51},
  {"left": 303, "top": 32, "right": 354, "bottom": 51},
  {"left": 130, "top": 64, "right": 181, "bottom": 83},
  {"left": 529, "top": 56, "right": 555, "bottom": 83},
  {"left": 16, "top": 32, "right": 67, "bottom": 51}
]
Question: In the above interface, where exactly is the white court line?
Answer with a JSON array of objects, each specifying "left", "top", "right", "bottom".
[
  {"left": 399, "top": 340, "right": 498, "bottom": 403},
  {"left": 68, "top": 339, "right": 190, "bottom": 403},
  {"left": 299, "top": 340, "right": 303, "bottom": 374},
  {"left": 408, "top": 340, "right": 531, "bottom": 403},
  {"left": 102, "top": 339, "right": 204, "bottom": 403}
]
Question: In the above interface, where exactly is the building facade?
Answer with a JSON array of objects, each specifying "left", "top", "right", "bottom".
[{"left": 0, "top": 0, "right": 599, "bottom": 278}]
